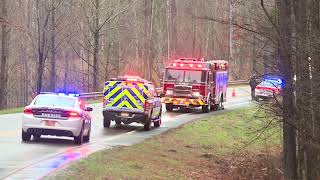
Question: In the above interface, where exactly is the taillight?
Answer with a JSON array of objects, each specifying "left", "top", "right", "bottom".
[
  {"left": 103, "top": 98, "right": 106, "bottom": 108},
  {"left": 145, "top": 101, "right": 151, "bottom": 109},
  {"left": 24, "top": 108, "right": 33, "bottom": 115},
  {"left": 273, "top": 88, "right": 280, "bottom": 94},
  {"left": 68, "top": 111, "right": 80, "bottom": 118}
]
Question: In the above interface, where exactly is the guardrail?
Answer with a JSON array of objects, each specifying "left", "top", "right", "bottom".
[
  {"left": 228, "top": 80, "right": 249, "bottom": 85},
  {"left": 81, "top": 80, "right": 248, "bottom": 101}
]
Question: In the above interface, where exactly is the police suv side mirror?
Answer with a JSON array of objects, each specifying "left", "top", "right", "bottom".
[{"left": 85, "top": 107, "right": 93, "bottom": 112}]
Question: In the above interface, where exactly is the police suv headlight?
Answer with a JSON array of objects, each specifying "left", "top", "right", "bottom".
[
  {"left": 192, "top": 91, "right": 201, "bottom": 98},
  {"left": 166, "top": 90, "right": 174, "bottom": 96}
]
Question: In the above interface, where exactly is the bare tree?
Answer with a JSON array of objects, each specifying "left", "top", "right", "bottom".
[{"left": 0, "top": 0, "right": 9, "bottom": 109}]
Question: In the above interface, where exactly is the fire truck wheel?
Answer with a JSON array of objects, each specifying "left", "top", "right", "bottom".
[
  {"left": 202, "top": 98, "right": 211, "bottom": 113},
  {"left": 202, "top": 105, "right": 210, "bottom": 113},
  {"left": 166, "top": 104, "right": 174, "bottom": 112},
  {"left": 103, "top": 118, "right": 111, "bottom": 128}
]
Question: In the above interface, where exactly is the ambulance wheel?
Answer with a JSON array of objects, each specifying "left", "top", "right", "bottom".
[
  {"left": 154, "top": 111, "right": 162, "bottom": 128},
  {"left": 166, "top": 104, "right": 173, "bottom": 112},
  {"left": 154, "top": 120, "right": 161, "bottom": 128},
  {"left": 103, "top": 118, "right": 111, "bottom": 128},
  {"left": 22, "top": 129, "right": 31, "bottom": 142},
  {"left": 144, "top": 116, "right": 152, "bottom": 131}
]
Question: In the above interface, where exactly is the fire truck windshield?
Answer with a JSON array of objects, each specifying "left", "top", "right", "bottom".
[{"left": 165, "top": 69, "right": 207, "bottom": 83}]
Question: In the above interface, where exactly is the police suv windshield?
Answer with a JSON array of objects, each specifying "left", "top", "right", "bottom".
[
  {"left": 165, "top": 69, "right": 207, "bottom": 83},
  {"left": 34, "top": 95, "right": 76, "bottom": 108}
]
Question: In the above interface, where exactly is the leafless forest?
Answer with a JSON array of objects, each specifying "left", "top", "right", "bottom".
[
  {"left": 0, "top": 0, "right": 266, "bottom": 109},
  {"left": 1, "top": 0, "right": 320, "bottom": 179}
]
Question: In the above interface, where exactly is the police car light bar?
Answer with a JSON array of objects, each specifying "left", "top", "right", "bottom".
[{"left": 40, "top": 92, "right": 80, "bottom": 97}]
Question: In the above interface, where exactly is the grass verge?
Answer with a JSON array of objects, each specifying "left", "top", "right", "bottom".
[
  {"left": 0, "top": 107, "right": 24, "bottom": 115},
  {"left": 48, "top": 107, "right": 283, "bottom": 180}
]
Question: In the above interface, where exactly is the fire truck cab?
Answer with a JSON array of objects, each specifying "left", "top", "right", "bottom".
[{"left": 162, "top": 58, "right": 228, "bottom": 113}]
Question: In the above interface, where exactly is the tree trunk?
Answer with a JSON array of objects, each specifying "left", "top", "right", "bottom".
[
  {"left": 308, "top": 0, "right": 320, "bottom": 179},
  {"left": 147, "top": 0, "right": 155, "bottom": 80},
  {"left": 49, "top": 4, "right": 56, "bottom": 92},
  {"left": 0, "top": 0, "right": 8, "bottom": 109},
  {"left": 63, "top": 52, "right": 69, "bottom": 91},
  {"left": 166, "top": 0, "right": 170, "bottom": 59},
  {"left": 92, "top": 0, "right": 100, "bottom": 92},
  {"left": 170, "top": 0, "right": 177, "bottom": 57},
  {"left": 278, "top": 0, "right": 298, "bottom": 179}
]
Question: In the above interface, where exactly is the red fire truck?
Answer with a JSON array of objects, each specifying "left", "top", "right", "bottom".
[{"left": 162, "top": 58, "right": 228, "bottom": 113}]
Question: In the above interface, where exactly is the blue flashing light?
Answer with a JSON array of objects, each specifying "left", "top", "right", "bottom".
[
  {"left": 263, "top": 75, "right": 285, "bottom": 87},
  {"left": 265, "top": 78, "right": 283, "bottom": 84},
  {"left": 57, "top": 92, "right": 80, "bottom": 97}
]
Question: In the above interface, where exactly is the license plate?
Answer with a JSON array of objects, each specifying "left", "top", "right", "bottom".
[
  {"left": 42, "top": 113, "right": 61, "bottom": 118},
  {"left": 45, "top": 120, "right": 55, "bottom": 127},
  {"left": 121, "top": 112, "right": 129, "bottom": 117}
]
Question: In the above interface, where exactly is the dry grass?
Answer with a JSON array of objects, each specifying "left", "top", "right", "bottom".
[{"left": 48, "top": 107, "right": 283, "bottom": 180}]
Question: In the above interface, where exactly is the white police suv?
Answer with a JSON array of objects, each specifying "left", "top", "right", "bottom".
[{"left": 22, "top": 92, "right": 92, "bottom": 145}]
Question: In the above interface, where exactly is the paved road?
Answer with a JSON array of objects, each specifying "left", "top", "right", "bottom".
[{"left": 0, "top": 86, "right": 251, "bottom": 180}]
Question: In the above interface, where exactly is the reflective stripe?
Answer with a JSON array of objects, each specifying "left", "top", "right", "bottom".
[
  {"left": 164, "top": 98, "right": 205, "bottom": 106},
  {"left": 104, "top": 81, "right": 146, "bottom": 110}
]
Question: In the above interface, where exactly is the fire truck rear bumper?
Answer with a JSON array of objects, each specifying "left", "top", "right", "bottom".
[{"left": 162, "top": 97, "right": 205, "bottom": 107}]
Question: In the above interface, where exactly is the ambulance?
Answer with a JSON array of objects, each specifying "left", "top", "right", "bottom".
[{"left": 102, "top": 76, "right": 162, "bottom": 130}]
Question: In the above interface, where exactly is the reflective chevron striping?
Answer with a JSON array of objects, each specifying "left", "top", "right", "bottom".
[{"left": 104, "top": 80, "right": 149, "bottom": 110}]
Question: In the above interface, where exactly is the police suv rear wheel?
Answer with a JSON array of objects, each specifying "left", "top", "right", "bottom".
[{"left": 22, "top": 129, "right": 31, "bottom": 142}]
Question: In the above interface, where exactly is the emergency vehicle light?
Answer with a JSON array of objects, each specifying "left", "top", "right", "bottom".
[
  {"left": 58, "top": 93, "right": 80, "bottom": 97},
  {"left": 265, "top": 78, "right": 283, "bottom": 84}
]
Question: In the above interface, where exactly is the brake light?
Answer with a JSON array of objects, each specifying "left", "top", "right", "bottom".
[
  {"left": 145, "top": 101, "right": 151, "bottom": 109},
  {"left": 23, "top": 108, "right": 33, "bottom": 115},
  {"left": 103, "top": 98, "right": 106, "bottom": 108},
  {"left": 68, "top": 111, "right": 80, "bottom": 118}
]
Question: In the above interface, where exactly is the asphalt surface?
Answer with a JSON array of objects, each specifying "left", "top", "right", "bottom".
[{"left": 0, "top": 86, "right": 251, "bottom": 180}]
